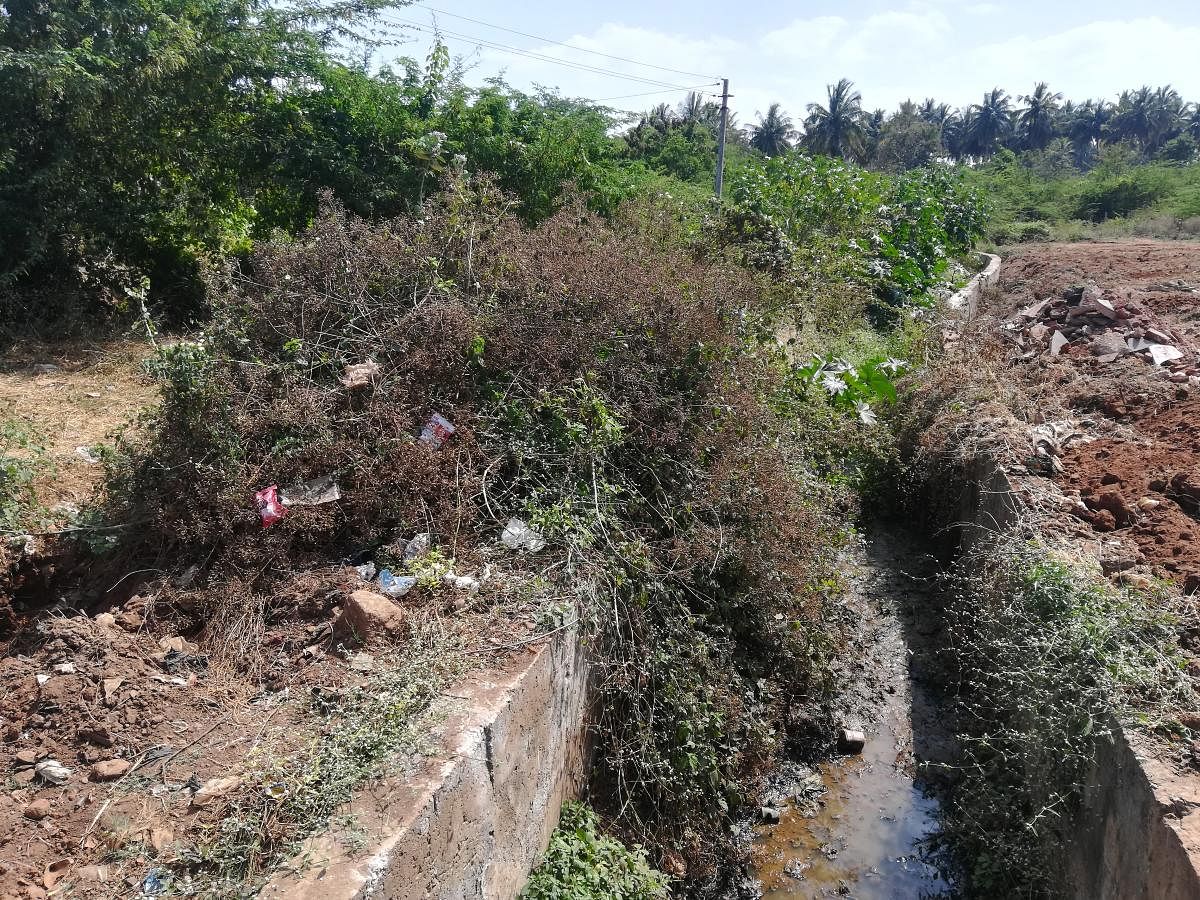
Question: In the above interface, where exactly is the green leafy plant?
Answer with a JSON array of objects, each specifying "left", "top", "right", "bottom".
[
  {"left": 0, "top": 418, "right": 48, "bottom": 535},
  {"left": 520, "top": 803, "right": 669, "bottom": 900}
]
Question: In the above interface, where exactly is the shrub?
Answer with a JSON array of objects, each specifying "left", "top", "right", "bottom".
[
  {"left": 521, "top": 803, "right": 669, "bottom": 900},
  {"left": 101, "top": 176, "right": 848, "bottom": 877}
]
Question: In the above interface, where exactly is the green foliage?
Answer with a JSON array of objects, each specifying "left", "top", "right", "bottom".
[
  {"left": 792, "top": 354, "right": 902, "bottom": 425},
  {"left": 726, "top": 152, "right": 984, "bottom": 318},
  {"left": 521, "top": 803, "right": 669, "bottom": 900},
  {"left": 934, "top": 538, "right": 1198, "bottom": 897},
  {"left": 0, "top": 418, "right": 48, "bottom": 535}
]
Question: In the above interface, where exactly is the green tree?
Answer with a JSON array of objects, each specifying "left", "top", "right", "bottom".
[
  {"left": 968, "top": 88, "right": 1013, "bottom": 158},
  {"left": 804, "top": 78, "right": 866, "bottom": 161},
  {"left": 750, "top": 103, "right": 797, "bottom": 157},
  {"left": 1018, "top": 82, "right": 1063, "bottom": 150}
]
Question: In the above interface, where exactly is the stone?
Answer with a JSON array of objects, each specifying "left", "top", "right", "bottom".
[
  {"left": 837, "top": 728, "right": 866, "bottom": 754},
  {"left": 90, "top": 759, "right": 131, "bottom": 781},
  {"left": 23, "top": 798, "right": 51, "bottom": 820},
  {"left": 77, "top": 725, "right": 114, "bottom": 748},
  {"left": 94, "top": 612, "right": 116, "bottom": 628},
  {"left": 115, "top": 610, "right": 145, "bottom": 631},
  {"left": 1090, "top": 490, "right": 1135, "bottom": 527},
  {"left": 1049, "top": 331, "right": 1069, "bottom": 356},
  {"left": 191, "top": 775, "right": 240, "bottom": 808},
  {"left": 14, "top": 749, "right": 38, "bottom": 767},
  {"left": 1028, "top": 322, "right": 1050, "bottom": 343},
  {"left": 334, "top": 590, "right": 405, "bottom": 640},
  {"left": 1089, "top": 332, "right": 1128, "bottom": 358}
]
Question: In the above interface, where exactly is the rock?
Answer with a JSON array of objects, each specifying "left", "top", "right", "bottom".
[
  {"left": 115, "top": 609, "right": 145, "bottom": 631},
  {"left": 334, "top": 590, "right": 405, "bottom": 640},
  {"left": 94, "top": 612, "right": 116, "bottom": 628},
  {"left": 1089, "top": 331, "right": 1128, "bottom": 359},
  {"left": 1137, "top": 497, "right": 1162, "bottom": 512},
  {"left": 23, "top": 798, "right": 51, "bottom": 820},
  {"left": 1090, "top": 490, "right": 1135, "bottom": 527},
  {"left": 75, "top": 865, "right": 110, "bottom": 884},
  {"left": 1179, "top": 712, "right": 1200, "bottom": 730},
  {"left": 1049, "top": 331, "right": 1069, "bottom": 356},
  {"left": 837, "top": 728, "right": 866, "bottom": 754},
  {"left": 191, "top": 775, "right": 240, "bottom": 808},
  {"left": 77, "top": 725, "right": 114, "bottom": 747},
  {"left": 14, "top": 749, "right": 38, "bottom": 767},
  {"left": 760, "top": 805, "right": 781, "bottom": 824},
  {"left": 1028, "top": 322, "right": 1050, "bottom": 343},
  {"left": 90, "top": 759, "right": 131, "bottom": 781}
]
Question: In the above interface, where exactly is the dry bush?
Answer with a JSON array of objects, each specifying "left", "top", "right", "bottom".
[{"left": 100, "top": 176, "right": 847, "bottom": 877}]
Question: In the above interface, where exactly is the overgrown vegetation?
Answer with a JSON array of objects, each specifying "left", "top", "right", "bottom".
[
  {"left": 931, "top": 537, "right": 1197, "bottom": 898},
  {"left": 521, "top": 803, "right": 669, "bottom": 900}
]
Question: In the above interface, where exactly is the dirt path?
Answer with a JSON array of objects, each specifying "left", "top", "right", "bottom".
[{"left": 751, "top": 528, "right": 953, "bottom": 898}]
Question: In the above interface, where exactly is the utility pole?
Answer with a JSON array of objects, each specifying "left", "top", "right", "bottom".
[{"left": 714, "top": 77, "right": 729, "bottom": 200}]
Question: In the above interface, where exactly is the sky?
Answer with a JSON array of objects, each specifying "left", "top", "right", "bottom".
[{"left": 377, "top": 1, "right": 1200, "bottom": 127}]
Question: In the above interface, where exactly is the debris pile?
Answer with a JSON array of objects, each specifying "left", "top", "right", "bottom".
[{"left": 1005, "top": 283, "right": 1199, "bottom": 381}]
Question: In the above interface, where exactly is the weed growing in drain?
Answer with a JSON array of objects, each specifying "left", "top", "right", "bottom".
[
  {"left": 0, "top": 417, "right": 50, "bottom": 536},
  {"left": 931, "top": 537, "right": 1199, "bottom": 897},
  {"left": 521, "top": 802, "right": 669, "bottom": 900},
  {"left": 175, "top": 622, "right": 468, "bottom": 895}
]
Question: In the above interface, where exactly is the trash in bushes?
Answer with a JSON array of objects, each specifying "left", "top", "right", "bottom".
[
  {"left": 443, "top": 572, "right": 480, "bottom": 593},
  {"left": 418, "top": 413, "right": 455, "bottom": 449},
  {"left": 75, "top": 445, "right": 101, "bottom": 464},
  {"left": 340, "top": 360, "right": 381, "bottom": 390},
  {"left": 35, "top": 759, "right": 72, "bottom": 785},
  {"left": 354, "top": 562, "right": 377, "bottom": 580},
  {"left": 378, "top": 570, "right": 416, "bottom": 597},
  {"left": 254, "top": 485, "right": 286, "bottom": 527},
  {"left": 280, "top": 474, "right": 342, "bottom": 507},
  {"left": 162, "top": 649, "right": 209, "bottom": 674},
  {"left": 500, "top": 518, "right": 546, "bottom": 552},
  {"left": 403, "top": 532, "right": 431, "bottom": 562}
]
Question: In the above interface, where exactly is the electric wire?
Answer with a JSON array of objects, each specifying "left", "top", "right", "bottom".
[
  {"left": 387, "top": 18, "right": 707, "bottom": 90},
  {"left": 413, "top": 6, "right": 719, "bottom": 80}
]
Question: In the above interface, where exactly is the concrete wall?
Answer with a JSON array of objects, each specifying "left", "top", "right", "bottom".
[
  {"left": 952, "top": 451, "right": 1200, "bottom": 899},
  {"left": 1067, "top": 725, "right": 1200, "bottom": 900},
  {"left": 262, "top": 627, "right": 589, "bottom": 900},
  {"left": 946, "top": 251, "right": 1001, "bottom": 321}
]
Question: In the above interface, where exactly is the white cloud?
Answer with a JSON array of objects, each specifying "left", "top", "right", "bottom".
[
  {"left": 964, "top": 3, "right": 1002, "bottom": 15},
  {"left": 759, "top": 16, "right": 848, "bottom": 59}
]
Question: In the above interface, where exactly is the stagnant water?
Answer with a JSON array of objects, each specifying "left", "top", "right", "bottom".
[{"left": 752, "top": 530, "right": 953, "bottom": 899}]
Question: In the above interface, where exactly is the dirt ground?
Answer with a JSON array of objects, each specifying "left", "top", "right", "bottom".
[
  {"left": 0, "top": 337, "right": 532, "bottom": 898},
  {"left": 983, "top": 240, "right": 1200, "bottom": 596}
]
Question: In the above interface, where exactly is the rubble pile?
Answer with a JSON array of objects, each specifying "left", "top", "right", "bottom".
[{"left": 1005, "top": 283, "right": 1200, "bottom": 382}]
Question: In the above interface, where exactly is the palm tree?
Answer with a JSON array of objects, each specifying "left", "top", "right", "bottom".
[
  {"left": 942, "top": 109, "right": 975, "bottom": 162},
  {"left": 1108, "top": 87, "right": 1152, "bottom": 147},
  {"left": 804, "top": 78, "right": 866, "bottom": 161},
  {"left": 1186, "top": 103, "right": 1200, "bottom": 141},
  {"left": 968, "top": 88, "right": 1013, "bottom": 157},
  {"left": 1147, "top": 85, "right": 1184, "bottom": 152},
  {"left": 918, "top": 98, "right": 951, "bottom": 131},
  {"left": 1066, "top": 99, "right": 1110, "bottom": 168},
  {"left": 1018, "top": 82, "right": 1063, "bottom": 150},
  {"left": 749, "top": 103, "right": 797, "bottom": 157}
]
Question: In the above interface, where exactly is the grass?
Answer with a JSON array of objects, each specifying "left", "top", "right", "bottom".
[{"left": 169, "top": 617, "right": 472, "bottom": 897}]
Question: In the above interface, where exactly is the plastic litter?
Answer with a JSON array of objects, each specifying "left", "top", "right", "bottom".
[
  {"left": 418, "top": 413, "right": 456, "bottom": 449},
  {"left": 403, "top": 532, "right": 431, "bottom": 562},
  {"left": 354, "top": 562, "right": 377, "bottom": 580},
  {"left": 500, "top": 518, "right": 546, "bottom": 552},
  {"left": 254, "top": 485, "right": 286, "bottom": 527},
  {"left": 35, "top": 759, "right": 71, "bottom": 785},
  {"left": 340, "top": 360, "right": 381, "bottom": 390},
  {"left": 1148, "top": 344, "right": 1184, "bottom": 366},
  {"left": 443, "top": 572, "right": 481, "bottom": 594},
  {"left": 378, "top": 570, "right": 417, "bottom": 597},
  {"left": 280, "top": 474, "right": 342, "bottom": 507},
  {"left": 141, "top": 867, "right": 167, "bottom": 896},
  {"left": 75, "top": 446, "right": 101, "bottom": 464}
]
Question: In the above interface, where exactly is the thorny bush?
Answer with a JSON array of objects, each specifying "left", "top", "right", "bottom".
[{"left": 101, "top": 175, "right": 848, "bottom": 880}]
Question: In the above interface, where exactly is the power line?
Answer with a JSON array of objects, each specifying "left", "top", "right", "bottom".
[
  {"left": 388, "top": 18, "right": 702, "bottom": 90},
  {"left": 591, "top": 86, "right": 719, "bottom": 103},
  {"left": 414, "top": 6, "right": 720, "bottom": 81}
]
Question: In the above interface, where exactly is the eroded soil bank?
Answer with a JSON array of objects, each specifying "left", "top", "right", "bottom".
[{"left": 752, "top": 528, "right": 953, "bottom": 899}]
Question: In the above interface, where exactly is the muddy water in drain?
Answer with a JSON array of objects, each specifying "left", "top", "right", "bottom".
[{"left": 753, "top": 532, "right": 950, "bottom": 898}]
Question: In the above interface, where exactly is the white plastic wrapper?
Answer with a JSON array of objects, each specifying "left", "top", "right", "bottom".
[
  {"left": 419, "top": 413, "right": 456, "bottom": 449},
  {"left": 280, "top": 474, "right": 342, "bottom": 507},
  {"left": 500, "top": 518, "right": 546, "bottom": 552}
]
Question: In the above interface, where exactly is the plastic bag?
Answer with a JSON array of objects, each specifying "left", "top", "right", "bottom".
[
  {"left": 378, "top": 570, "right": 417, "bottom": 597},
  {"left": 254, "top": 486, "right": 286, "bottom": 527},
  {"left": 501, "top": 518, "right": 546, "bottom": 552},
  {"left": 341, "top": 360, "right": 381, "bottom": 390},
  {"left": 280, "top": 474, "right": 341, "bottom": 507},
  {"left": 418, "top": 413, "right": 456, "bottom": 449},
  {"left": 403, "top": 532, "right": 431, "bottom": 562}
]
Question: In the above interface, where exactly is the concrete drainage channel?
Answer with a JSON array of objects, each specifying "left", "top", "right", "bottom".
[{"left": 262, "top": 628, "right": 589, "bottom": 900}]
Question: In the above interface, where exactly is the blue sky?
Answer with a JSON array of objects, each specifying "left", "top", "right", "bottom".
[{"left": 380, "top": 1, "right": 1200, "bottom": 127}]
